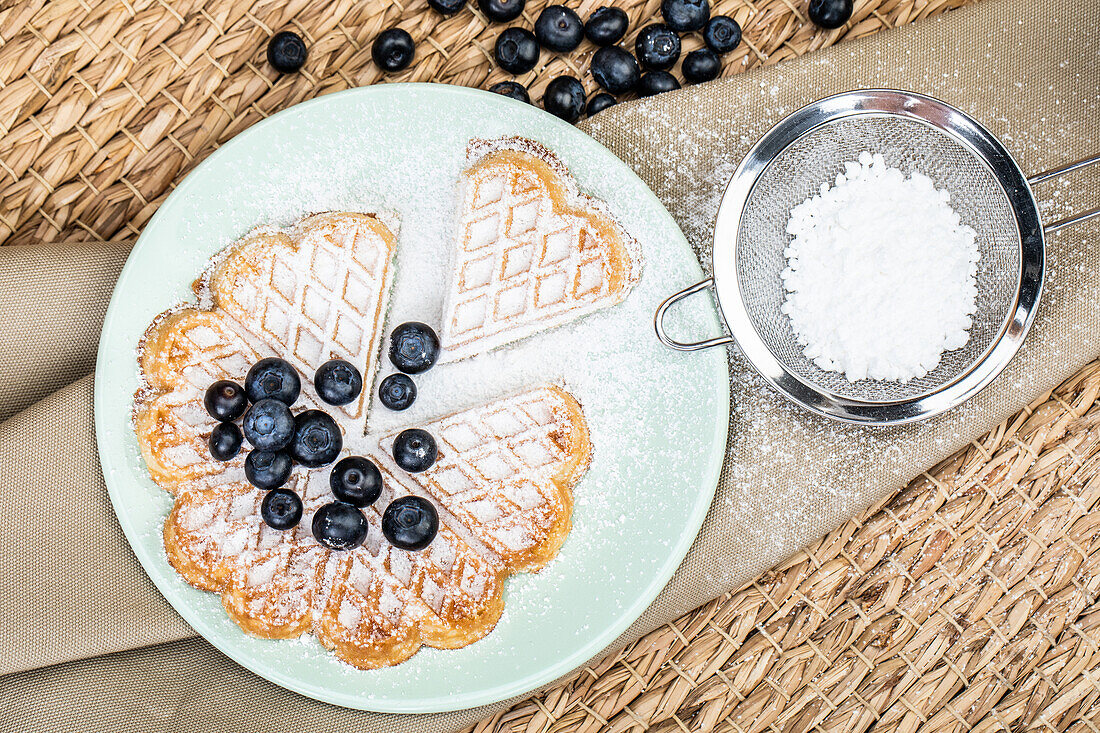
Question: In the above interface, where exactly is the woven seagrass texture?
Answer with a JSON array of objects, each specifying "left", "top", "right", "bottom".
[
  {"left": 0, "top": 0, "right": 974, "bottom": 249},
  {"left": 470, "top": 361, "right": 1100, "bottom": 732}
]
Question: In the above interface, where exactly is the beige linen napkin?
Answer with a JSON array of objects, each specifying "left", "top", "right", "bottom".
[{"left": 3, "top": 0, "right": 1099, "bottom": 729}]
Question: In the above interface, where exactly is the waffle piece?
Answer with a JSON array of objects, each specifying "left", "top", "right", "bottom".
[
  {"left": 440, "top": 137, "right": 642, "bottom": 362},
  {"left": 134, "top": 212, "right": 396, "bottom": 496},
  {"left": 134, "top": 310, "right": 259, "bottom": 495},
  {"left": 160, "top": 387, "right": 590, "bottom": 669},
  {"left": 375, "top": 385, "right": 589, "bottom": 572},
  {"left": 197, "top": 211, "right": 397, "bottom": 433}
]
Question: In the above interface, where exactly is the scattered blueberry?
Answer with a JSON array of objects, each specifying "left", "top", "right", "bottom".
[
  {"left": 635, "top": 24, "right": 681, "bottom": 71},
  {"left": 428, "top": 0, "right": 467, "bottom": 13},
  {"left": 682, "top": 48, "right": 721, "bottom": 83},
  {"left": 312, "top": 501, "right": 368, "bottom": 551},
  {"left": 382, "top": 496, "right": 439, "bottom": 551},
  {"left": 542, "top": 75, "right": 585, "bottom": 122},
  {"left": 245, "top": 450, "right": 293, "bottom": 490},
  {"left": 329, "top": 456, "right": 383, "bottom": 507},
  {"left": 290, "top": 409, "right": 343, "bottom": 468},
  {"left": 245, "top": 358, "right": 300, "bottom": 405},
  {"left": 704, "top": 15, "right": 742, "bottom": 53},
  {"left": 590, "top": 46, "right": 640, "bottom": 95},
  {"left": 241, "top": 398, "right": 295, "bottom": 451},
  {"left": 661, "top": 0, "right": 710, "bottom": 32},
  {"left": 379, "top": 373, "right": 417, "bottom": 411},
  {"left": 392, "top": 428, "right": 438, "bottom": 473},
  {"left": 267, "top": 31, "right": 308, "bottom": 74},
  {"left": 808, "top": 0, "right": 853, "bottom": 28},
  {"left": 490, "top": 80, "right": 531, "bottom": 103},
  {"left": 314, "top": 359, "right": 362, "bottom": 406},
  {"left": 209, "top": 422, "right": 243, "bottom": 462},
  {"left": 586, "top": 92, "right": 616, "bottom": 117},
  {"left": 372, "top": 28, "right": 415, "bottom": 72},
  {"left": 534, "top": 5, "right": 584, "bottom": 53},
  {"left": 204, "top": 380, "right": 248, "bottom": 422},
  {"left": 637, "top": 70, "right": 681, "bottom": 97},
  {"left": 584, "top": 7, "right": 628, "bottom": 46},
  {"left": 495, "top": 27, "right": 540, "bottom": 74},
  {"left": 389, "top": 322, "right": 440, "bottom": 374},
  {"left": 261, "top": 488, "right": 303, "bottom": 530},
  {"left": 477, "top": 0, "right": 524, "bottom": 23}
]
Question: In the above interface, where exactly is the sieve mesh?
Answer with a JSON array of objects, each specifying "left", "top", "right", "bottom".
[{"left": 735, "top": 114, "right": 1022, "bottom": 403}]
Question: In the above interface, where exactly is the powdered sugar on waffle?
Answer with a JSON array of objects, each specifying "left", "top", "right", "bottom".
[{"left": 439, "top": 137, "right": 643, "bottom": 362}]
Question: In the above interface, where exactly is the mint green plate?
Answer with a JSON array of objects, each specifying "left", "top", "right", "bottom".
[{"left": 95, "top": 83, "right": 729, "bottom": 713}]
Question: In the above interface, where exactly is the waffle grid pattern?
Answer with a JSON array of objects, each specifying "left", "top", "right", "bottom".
[
  {"left": 446, "top": 159, "right": 616, "bottom": 358},
  {"left": 392, "top": 388, "right": 570, "bottom": 557},
  {"left": 211, "top": 220, "right": 391, "bottom": 428}
]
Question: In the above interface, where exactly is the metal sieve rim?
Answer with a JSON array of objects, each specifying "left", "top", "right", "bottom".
[{"left": 709, "top": 89, "right": 1045, "bottom": 426}]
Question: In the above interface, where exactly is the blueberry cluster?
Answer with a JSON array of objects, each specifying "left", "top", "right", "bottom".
[
  {"left": 263, "top": 0, "right": 853, "bottom": 123},
  {"left": 201, "top": 335, "right": 443, "bottom": 553},
  {"left": 483, "top": 0, "right": 752, "bottom": 123}
]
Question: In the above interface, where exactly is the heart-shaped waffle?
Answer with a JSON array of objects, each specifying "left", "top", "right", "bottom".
[
  {"left": 134, "top": 196, "right": 601, "bottom": 668},
  {"left": 440, "top": 137, "right": 642, "bottom": 362}
]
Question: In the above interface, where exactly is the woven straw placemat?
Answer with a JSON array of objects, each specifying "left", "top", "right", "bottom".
[{"left": 19, "top": 1, "right": 1100, "bottom": 732}]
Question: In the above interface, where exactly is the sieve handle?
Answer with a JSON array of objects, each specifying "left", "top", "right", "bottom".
[
  {"left": 654, "top": 278, "right": 734, "bottom": 352},
  {"left": 1028, "top": 152, "right": 1100, "bottom": 233}
]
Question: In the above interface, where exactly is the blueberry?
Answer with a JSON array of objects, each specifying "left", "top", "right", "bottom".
[
  {"left": 241, "top": 398, "right": 295, "bottom": 451},
  {"left": 494, "top": 27, "right": 539, "bottom": 74},
  {"left": 209, "top": 422, "right": 243, "bottom": 462},
  {"left": 808, "top": 0, "right": 853, "bottom": 28},
  {"left": 477, "top": 0, "right": 524, "bottom": 22},
  {"left": 379, "top": 373, "right": 417, "bottom": 411},
  {"left": 204, "top": 380, "right": 248, "bottom": 422},
  {"left": 542, "top": 75, "right": 585, "bottom": 123},
  {"left": 682, "top": 48, "right": 721, "bottom": 83},
  {"left": 245, "top": 358, "right": 300, "bottom": 405},
  {"left": 661, "top": 0, "right": 710, "bottom": 32},
  {"left": 392, "top": 429, "right": 437, "bottom": 472},
  {"left": 266, "top": 31, "right": 308, "bottom": 74},
  {"left": 314, "top": 359, "right": 362, "bottom": 406},
  {"left": 261, "top": 488, "right": 303, "bottom": 530},
  {"left": 586, "top": 92, "right": 616, "bottom": 117},
  {"left": 389, "top": 322, "right": 440, "bottom": 374},
  {"left": 428, "top": 0, "right": 467, "bottom": 13},
  {"left": 490, "top": 80, "right": 531, "bottom": 103},
  {"left": 584, "top": 7, "right": 628, "bottom": 46},
  {"left": 637, "top": 70, "right": 681, "bottom": 97},
  {"left": 312, "top": 502, "right": 368, "bottom": 551},
  {"left": 329, "top": 456, "right": 382, "bottom": 507},
  {"left": 703, "top": 15, "right": 741, "bottom": 53},
  {"left": 534, "top": 5, "right": 584, "bottom": 53},
  {"left": 635, "top": 24, "right": 681, "bottom": 71},
  {"left": 590, "top": 46, "right": 640, "bottom": 95},
  {"left": 382, "top": 496, "right": 439, "bottom": 551},
  {"left": 290, "top": 410, "right": 342, "bottom": 468},
  {"left": 245, "top": 450, "right": 293, "bottom": 490},
  {"left": 372, "top": 28, "right": 415, "bottom": 72}
]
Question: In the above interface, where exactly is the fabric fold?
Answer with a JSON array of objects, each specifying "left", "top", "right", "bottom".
[
  {"left": 0, "top": 375, "right": 193, "bottom": 677},
  {"left": 2, "top": 0, "right": 1099, "bottom": 730},
  {"left": 0, "top": 242, "right": 130, "bottom": 422}
]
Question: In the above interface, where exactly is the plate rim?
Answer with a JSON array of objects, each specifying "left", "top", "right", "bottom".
[{"left": 94, "top": 81, "right": 731, "bottom": 713}]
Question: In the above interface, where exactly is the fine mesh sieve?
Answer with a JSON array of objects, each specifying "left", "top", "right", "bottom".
[
  {"left": 737, "top": 114, "right": 1020, "bottom": 404},
  {"left": 655, "top": 89, "right": 1099, "bottom": 426}
]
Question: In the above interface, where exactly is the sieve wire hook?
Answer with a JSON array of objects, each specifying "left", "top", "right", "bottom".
[
  {"left": 1027, "top": 152, "right": 1100, "bottom": 234},
  {"left": 654, "top": 278, "right": 734, "bottom": 351}
]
